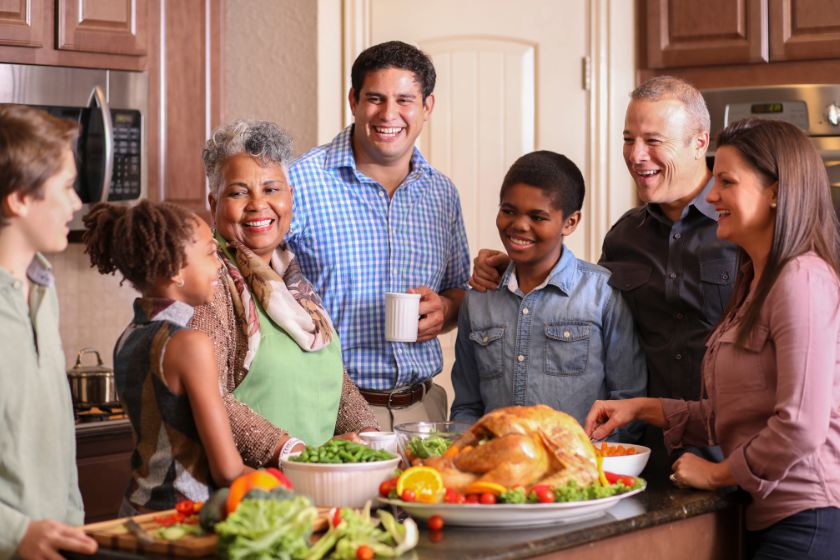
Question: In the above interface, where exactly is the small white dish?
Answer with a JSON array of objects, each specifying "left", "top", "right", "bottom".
[
  {"left": 359, "top": 431, "right": 399, "bottom": 454},
  {"left": 601, "top": 443, "right": 651, "bottom": 477}
]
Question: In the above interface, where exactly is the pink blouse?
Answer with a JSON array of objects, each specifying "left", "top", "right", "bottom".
[{"left": 661, "top": 252, "right": 840, "bottom": 530}]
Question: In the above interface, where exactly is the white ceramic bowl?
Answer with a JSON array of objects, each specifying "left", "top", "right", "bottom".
[
  {"left": 393, "top": 421, "right": 471, "bottom": 464},
  {"left": 601, "top": 443, "right": 651, "bottom": 477},
  {"left": 280, "top": 457, "right": 400, "bottom": 508}
]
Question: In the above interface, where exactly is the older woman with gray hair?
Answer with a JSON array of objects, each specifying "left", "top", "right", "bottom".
[{"left": 191, "top": 120, "right": 378, "bottom": 468}]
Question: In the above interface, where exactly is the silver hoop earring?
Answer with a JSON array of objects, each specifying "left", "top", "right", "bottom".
[{"left": 770, "top": 201, "right": 777, "bottom": 209}]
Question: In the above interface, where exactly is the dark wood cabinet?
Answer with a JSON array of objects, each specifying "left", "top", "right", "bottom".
[
  {"left": 0, "top": 0, "right": 149, "bottom": 70},
  {"left": 643, "top": 0, "right": 840, "bottom": 70},
  {"left": 76, "top": 421, "right": 134, "bottom": 523},
  {"left": 645, "top": 0, "right": 768, "bottom": 68},
  {"left": 57, "top": 0, "right": 147, "bottom": 57},
  {"left": 0, "top": 0, "right": 49, "bottom": 49},
  {"left": 769, "top": 0, "right": 840, "bottom": 61}
]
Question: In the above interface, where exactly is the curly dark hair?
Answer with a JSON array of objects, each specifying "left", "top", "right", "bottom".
[
  {"left": 351, "top": 41, "right": 436, "bottom": 102},
  {"left": 82, "top": 200, "right": 198, "bottom": 293},
  {"left": 500, "top": 151, "right": 586, "bottom": 216}
]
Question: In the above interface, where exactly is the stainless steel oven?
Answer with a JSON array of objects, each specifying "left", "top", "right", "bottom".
[
  {"left": 702, "top": 84, "right": 840, "bottom": 219},
  {"left": 0, "top": 63, "right": 148, "bottom": 230}
]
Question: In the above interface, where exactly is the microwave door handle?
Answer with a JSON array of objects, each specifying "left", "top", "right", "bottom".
[{"left": 88, "top": 86, "right": 114, "bottom": 202}]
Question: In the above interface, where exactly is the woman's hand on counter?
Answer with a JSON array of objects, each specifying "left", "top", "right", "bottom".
[
  {"left": 18, "top": 519, "right": 97, "bottom": 560},
  {"left": 671, "top": 454, "right": 737, "bottom": 491}
]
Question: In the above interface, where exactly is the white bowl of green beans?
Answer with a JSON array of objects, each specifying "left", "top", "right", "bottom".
[{"left": 281, "top": 440, "right": 400, "bottom": 508}]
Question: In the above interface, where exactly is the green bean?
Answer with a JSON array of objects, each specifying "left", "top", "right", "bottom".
[{"left": 289, "top": 440, "right": 396, "bottom": 463}]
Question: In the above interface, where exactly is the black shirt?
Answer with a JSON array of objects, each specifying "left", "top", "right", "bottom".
[{"left": 599, "top": 179, "right": 738, "bottom": 402}]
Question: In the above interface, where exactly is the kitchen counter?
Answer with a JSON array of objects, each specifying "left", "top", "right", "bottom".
[
  {"left": 71, "top": 472, "right": 746, "bottom": 560},
  {"left": 76, "top": 419, "right": 134, "bottom": 523}
]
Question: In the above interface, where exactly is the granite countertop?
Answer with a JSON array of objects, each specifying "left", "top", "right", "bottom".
[
  {"left": 409, "top": 474, "right": 744, "bottom": 559},
  {"left": 73, "top": 467, "right": 744, "bottom": 560}
]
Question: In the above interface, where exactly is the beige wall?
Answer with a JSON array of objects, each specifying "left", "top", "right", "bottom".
[
  {"left": 223, "top": 0, "right": 320, "bottom": 155},
  {"left": 48, "top": 244, "right": 138, "bottom": 369}
]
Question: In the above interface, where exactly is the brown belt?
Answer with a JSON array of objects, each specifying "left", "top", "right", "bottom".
[{"left": 359, "top": 380, "right": 432, "bottom": 408}]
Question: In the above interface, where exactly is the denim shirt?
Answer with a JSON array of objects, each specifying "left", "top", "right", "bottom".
[{"left": 450, "top": 247, "right": 647, "bottom": 433}]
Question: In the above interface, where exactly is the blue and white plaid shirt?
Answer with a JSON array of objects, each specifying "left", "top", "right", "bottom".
[{"left": 287, "top": 126, "right": 470, "bottom": 390}]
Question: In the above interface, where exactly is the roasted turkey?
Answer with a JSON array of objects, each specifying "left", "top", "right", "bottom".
[{"left": 423, "top": 405, "right": 599, "bottom": 491}]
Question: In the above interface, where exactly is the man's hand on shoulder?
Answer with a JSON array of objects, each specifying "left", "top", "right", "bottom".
[
  {"left": 18, "top": 519, "right": 97, "bottom": 560},
  {"left": 470, "top": 249, "right": 509, "bottom": 292}
]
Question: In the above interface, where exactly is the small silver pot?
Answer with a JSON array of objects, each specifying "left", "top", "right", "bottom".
[{"left": 67, "top": 348, "right": 119, "bottom": 408}]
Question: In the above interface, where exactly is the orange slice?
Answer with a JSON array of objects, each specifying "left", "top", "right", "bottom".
[
  {"left": 464, "top": 481, "right": 508, "bottom": 495},
  {"left": 396, "top": 466, "right": 444, "bottom": 503}
]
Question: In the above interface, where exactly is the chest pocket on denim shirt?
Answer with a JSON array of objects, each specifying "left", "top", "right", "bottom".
[
  {"left": 713, "top": 325, "right": 770, "bottom": 393},
  {"left": 545, "top": 323, "right": 591, "bottom": 376},
  {"left": 469, "top": 326, "right": 505, "bottom": 379}
]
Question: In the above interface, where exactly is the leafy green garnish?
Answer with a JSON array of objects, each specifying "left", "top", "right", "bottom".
[
  {"left": 215, "top": 496, "right": 316, "bottom": 560},
  {"left": 407, "top": 434, "right": 452, "bottom": 459}
]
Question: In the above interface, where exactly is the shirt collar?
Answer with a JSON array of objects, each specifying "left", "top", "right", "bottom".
[
  {"left": 645, "top": 176, "right": 718, "bottom": 223},
  {"left": 323, "top": 125, "right": 434, "bottom": 180},
  {"left": 0, "top": 253, "right": 54, "bottom": 289},
  {"left": 133, "top": 297, "right": 195, "bottom": 327},
  {"left": 500, "top": 246, "right": 579, "bottom": 296}
]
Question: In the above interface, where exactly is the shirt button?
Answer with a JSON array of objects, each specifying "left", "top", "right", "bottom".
[
  {"left": 721, "top": 272, "right": 730, "bottom": 281},
  {"left": 563, "top": 330, "right": 571, "bottom": 338},
  {"left": 522, "top": 308, "right": 529, "bottom": 315},
  {"left": 669, "top": 272, "right": 677, "bottom": 279},
  {"left": 12, "top": 280, "right": 21, "bottom": 289},
  {"left": 674, "top": 233, "right": 682, "bottom": 240},
  {"left": 676, "top": 312, "right": 684, "bottom": 320},
  {"left": 482, "top": 336, "right": 489, "bottom": 343},
  {"left": 517, "top": 355, "right": 525, "bottom": 362},
  {"left": 675, "top": 353, "right": 683, "bottom": 360}
]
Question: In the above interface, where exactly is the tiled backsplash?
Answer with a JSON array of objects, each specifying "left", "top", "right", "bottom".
[{"left": 47, "top": 244, "right": 138, "bottom": 369}]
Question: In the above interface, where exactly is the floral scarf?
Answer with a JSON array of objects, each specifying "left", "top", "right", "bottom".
[{"left": 217, "top": 234, "right": 334, "bottom": 370}]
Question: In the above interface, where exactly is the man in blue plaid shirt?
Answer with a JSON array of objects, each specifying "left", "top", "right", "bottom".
[{"left": 287, "top": 41, "right": 471, "bottom": 429}]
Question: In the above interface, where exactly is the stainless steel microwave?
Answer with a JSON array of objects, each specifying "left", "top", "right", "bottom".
[{"left": 0, "top": 63, "right": 148, "bottom": 230}]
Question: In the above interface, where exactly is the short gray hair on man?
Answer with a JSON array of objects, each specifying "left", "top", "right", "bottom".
[
  {"left": 202, "top": 119, "right": 293, "bottom": 197},
  {"left": 631, "top": 75, "right": 711, "bottom": 137}
]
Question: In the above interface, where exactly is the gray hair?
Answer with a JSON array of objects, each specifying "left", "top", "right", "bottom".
[
  {"left": 203, "top": 119, "right": 293, "bottom": 196},
  {"left": 631, "top": 76, "right": 711, "bottom": 136}
]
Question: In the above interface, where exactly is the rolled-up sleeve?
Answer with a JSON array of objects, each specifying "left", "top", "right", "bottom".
[
  {"left": 728, "top": 263, "right": 839, "bottom": 498},
  {"left": 661, "top": 397, "right": 716, "bottom": 451}
]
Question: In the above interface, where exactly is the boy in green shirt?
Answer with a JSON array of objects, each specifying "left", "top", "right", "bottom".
[{"left": 0, "top": 105, "right": 96, "bottom": 559}]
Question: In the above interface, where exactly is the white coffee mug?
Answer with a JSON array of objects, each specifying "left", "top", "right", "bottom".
[{"left": 385, "top": 292, "right": 421, "bottom": 342}]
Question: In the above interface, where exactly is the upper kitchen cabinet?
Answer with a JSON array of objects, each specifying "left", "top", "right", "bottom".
[
  {"left": 0, "top": 0, "right": 149, "bottom": 70},
  {"left": 645, "top": 0, "right": 768, "bottom": 68},
  {"left": 643, "top": 0, "right": 840, "bottom": 70},
  {"left": 769, "top": 0, "right": 840, "bottom": 61},
  {"left": 57, "top": 0, "right": 147, "bottom": 57}
]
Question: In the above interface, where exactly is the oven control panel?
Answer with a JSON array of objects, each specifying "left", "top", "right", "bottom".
[{"left": 724, "top": 100, "right": 809, "bottom": 130}]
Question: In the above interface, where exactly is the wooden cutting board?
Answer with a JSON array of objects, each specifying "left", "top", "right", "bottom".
[{"left": 84, "top": 507, "right": 331, "bottom": 557}]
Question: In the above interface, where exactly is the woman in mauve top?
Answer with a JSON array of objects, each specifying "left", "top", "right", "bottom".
[{"left": 585, "top": 118, "right": 840, "bottom": 560}]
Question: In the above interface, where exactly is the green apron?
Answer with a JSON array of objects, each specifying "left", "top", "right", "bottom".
[{"left": 232, "top": 288, "right": 344, "bottom": 447}]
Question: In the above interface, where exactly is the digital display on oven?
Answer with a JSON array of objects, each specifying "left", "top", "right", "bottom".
[{"left": 751, "top": 103, "right": 784, "bottom": 114}]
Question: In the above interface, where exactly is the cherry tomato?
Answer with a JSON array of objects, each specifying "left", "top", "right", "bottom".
[
  {"left": 427, "top": 514, "right": 445, "bottom": 531},
  {"left": 534, "top": 486, "right": 555, "bottom": 504},
  {"left": 401, "top": 489, "right": 417, "bottom": 502},
  {"left": 428, "top": 529, "right": 445, "bottom": 543},
  {"left": 175, "top": 499, "right": 194, "bottom": 515},
  {"left": 331, "top": 508, "right": 342, "bottom": 527},
  {"left": 464, "top": 494, "right": 479, "bottom": 504},
  {"left": 379, "top": 478, "right": 398, "bottom": 497},
  {"left": 478, "top": 492, "right": 497, "bottom": 505},
  {"left": 604, "top": 471, "right": 637, "bottom": 487},
  {"left": 443, "top": 488, "right": 465, "bottom": 504},
  {"left": 192, "top": 501, "right": 204, "bottom": 514},
  {"left": 356, "top": 544, "right": 374, "bottom": 560}
]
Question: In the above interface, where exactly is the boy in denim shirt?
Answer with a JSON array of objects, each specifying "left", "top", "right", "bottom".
[{"left": 450, "top": 151, "right": 646, "bottom": 435}]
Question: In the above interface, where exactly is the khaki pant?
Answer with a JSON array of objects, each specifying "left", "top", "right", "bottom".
[{"left": 369, "top": 382, "right": 448, "bottom": 431}]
